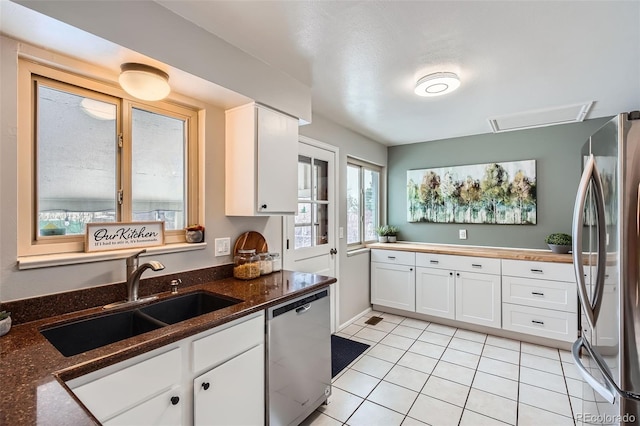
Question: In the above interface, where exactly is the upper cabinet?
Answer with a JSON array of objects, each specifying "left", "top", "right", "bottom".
[{"left": 225, "top": 103, "right": 298, "bottom": 216}]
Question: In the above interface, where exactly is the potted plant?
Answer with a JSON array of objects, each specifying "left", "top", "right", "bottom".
[
  {"left": 545, "top": 233, "right": 572, "bottom": 254},
  {"left": 387, "top": 225, "right": 399, "bottom": 243},
  {"left": 376, "top": 225, "right": 390, "bottom": 243}
]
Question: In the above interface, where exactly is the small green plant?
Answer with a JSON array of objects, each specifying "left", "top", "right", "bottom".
[
  {"left": 0, "top": 310, "right": 10, "bottom": 321},
  {"left": 545, "top": 233, "right": 572, "bottom": 245},
  {"left": 376, "top": 225, "right": 390, "bottom": 236},
  {"left": 387, "top": 226, "right": 399, "bottom": 236}
]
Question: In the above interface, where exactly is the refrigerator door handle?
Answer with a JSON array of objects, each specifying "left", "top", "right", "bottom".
[
  {"left": 572, "top": 338, "right": 616, "bottom": 404},
  {"left": 572, "top": 154, "right": 606, "bottom": 329},
  {"left": 574, "top": 338, "right": 640, "bottom": 402}
]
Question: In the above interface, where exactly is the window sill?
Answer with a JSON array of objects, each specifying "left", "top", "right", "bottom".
[{"left": 17, "top": 242, "right": 207, "bottom": 270}]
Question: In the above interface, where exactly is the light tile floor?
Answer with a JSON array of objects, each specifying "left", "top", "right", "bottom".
[{"left": 302, "top": 311, "right": 577, "bottom": 426}]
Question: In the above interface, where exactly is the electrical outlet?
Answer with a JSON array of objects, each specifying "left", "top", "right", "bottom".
[
  {"left": 214, "top": 237, "right": 231, "bottom": 256},
  {"left": 459, "top": 229, "right": 467, "bottom": 240}
]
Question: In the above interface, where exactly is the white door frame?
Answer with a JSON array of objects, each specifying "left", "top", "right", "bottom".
[{"left": 282, "top": 135, "right": 340, "bottom": 332}]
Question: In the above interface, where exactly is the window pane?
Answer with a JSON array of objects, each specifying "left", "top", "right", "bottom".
[
  {"left": 131, "top": 108, "right": 185, "bottom": 230},
  {"left": 346, "top": 164, "right": 361, "bottom": 244},
  {"left": 314, "top": 159, "right": 328, "bottom": 201},
  {"left": 295, "top": 226, "right": 312, "bottom": 249},
  {"left": 295, "top": 203, "right": 312, "bottom": 225},
  {"left": 315, "top": 203, "right": 328, "bottom": 246},
  {"left": 37, "top": 86, "right": 117, "bottom": 236},
  {"left": 364, "top": 168, "right": 380, "bottom": 242},
  {"left": 298, "top": 155, "right": 311, "bottom": 200}
]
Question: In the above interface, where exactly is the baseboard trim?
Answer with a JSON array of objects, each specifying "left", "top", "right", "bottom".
[{"left": 338, "top": 306, "right": 373, "bottom": 332}]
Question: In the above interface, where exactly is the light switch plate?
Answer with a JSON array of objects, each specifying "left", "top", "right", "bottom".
[
  {"left": 339, "top": 227, "right": 344, "bottom": 239},
  {"left": 214, "top": 237, "right": 231, "bottom": 256},
  {"left": 459, "top": 229, "right": 467, "bottom": 240}
]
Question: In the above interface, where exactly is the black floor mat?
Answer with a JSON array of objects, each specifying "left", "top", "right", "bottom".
[{"left": 331, "top": 335, "right": 370, "bottom": 378}]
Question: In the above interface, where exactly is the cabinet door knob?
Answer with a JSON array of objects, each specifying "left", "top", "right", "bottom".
[
  {"left": 409, "top": 268, "right": 413, "bottom": 271},
  {"left": 456, "top": 273, "right": 460, "bottom": 277},
  {"left": 202, "top": 382, "right": 210, "bottom": 390},
  {"left": 449, "top": 272, "right": 453, "bottom": 276},
  {"left": 261, "top": 204, "right": 267, "bottom": 209},
  {"left": 170, "top": 396, "right": 180, "bottom": 405}
]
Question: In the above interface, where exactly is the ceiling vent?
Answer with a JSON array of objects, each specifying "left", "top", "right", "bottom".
[{"left": 488, "top": 102, "right": 593, "bottom": 133}]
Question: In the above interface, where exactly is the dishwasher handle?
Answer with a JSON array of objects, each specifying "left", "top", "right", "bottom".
[
  {"left": 270, "top": 288, "right": 329, "bottom": 318},
  {"left": 295, "top": 304, "right": 311, "bottom": 314}
]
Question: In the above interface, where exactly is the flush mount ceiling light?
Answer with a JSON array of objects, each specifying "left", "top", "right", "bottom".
[
  {"left": 118, "top": 63, "right": 171, "bottom": 101},
  {"left": 414, "top": 72, "right": 460, "bottom": 97}
]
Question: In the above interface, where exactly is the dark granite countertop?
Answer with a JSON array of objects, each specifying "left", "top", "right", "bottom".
[{"left": 0, "top": 271, "right": 336, "bottom": 425}]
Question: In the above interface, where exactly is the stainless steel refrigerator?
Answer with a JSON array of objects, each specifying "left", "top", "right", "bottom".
[{"left": 571, "top": 112, "right": 640, "bottom": 425}]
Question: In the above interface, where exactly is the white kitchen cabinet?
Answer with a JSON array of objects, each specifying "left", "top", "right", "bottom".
[
  {"left": 415, "top": 267, "right": 455, "bottom": 319},
  {"left": 193, "top": 344, "right": 264, "bottom": 426},
  {"left": 414, "top": 253, "right": 501, "bottom": 328},
  {"left": 501, "top": 259, "right": 577, "bottom": 342},
  {"left": 104, "top": 387, "right": 184, "bottom": 426},
  {"left": 371, "top": 250, "right": 415, "bottom": 311},
  {"left": 225, "top": 102, "right": 298, "bottom": 216},
  {"left": 70, "top": 347, "right": 183, "bottom": 424},
  {"left": 67, "top": 312, "right": 265, "bottom": 426},
  {"left": 455, "top": 271, "right": 502, "bottom": 329}
]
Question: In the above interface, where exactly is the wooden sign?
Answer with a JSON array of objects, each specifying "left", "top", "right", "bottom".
[{"left": 85, "top": 221, "right": 165, "bottom": 252}]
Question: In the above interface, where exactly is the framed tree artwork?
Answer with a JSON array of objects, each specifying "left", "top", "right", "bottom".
[{"left": 407, "top": 159, "right": 536, "bottom": 224}]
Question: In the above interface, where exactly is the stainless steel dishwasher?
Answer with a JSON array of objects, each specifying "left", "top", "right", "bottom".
[{"left": 267, "top": 287, "right": 331, "bottom": 426}]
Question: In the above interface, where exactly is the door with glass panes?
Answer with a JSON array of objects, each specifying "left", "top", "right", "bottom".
[{"left": 284, "top": 140, "right": 337, "bottom": 330}]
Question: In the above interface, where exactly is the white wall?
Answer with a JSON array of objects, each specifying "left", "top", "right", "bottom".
[
  {"left": 0, "top": 36, "right": 281, "bottom": 302},
  {"left": 299, "top": 114, "right": 387, "bottom": 327}
]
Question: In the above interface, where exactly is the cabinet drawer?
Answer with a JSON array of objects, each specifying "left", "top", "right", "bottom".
[
  {"left": 502, "top": 276, "right": 577, "bottom": 313},
  {"left": 371, "top": 249, "right": 415, "bottom": 266},
  {"left": 502, "top": 303, "right": 577, "bottom": 342},
  {"left": 72, "top": 348, "right": 181, "bottom": 422},
  {"left": 415, "top": 253, "right": 500, "bottom": 274},
  {"left": 192, "top": 313, "right": 264, "bottom": 373},
  {"left": 502, "top": 259, "right": 575, "bottom": 282}
]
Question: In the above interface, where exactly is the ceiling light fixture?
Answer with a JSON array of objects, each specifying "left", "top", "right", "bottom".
[
  {"left": 414, "top": 72, "right": 460, "bottom": 97},
  {"left": 118, "top": 63, "right": 171, "bottom": 101}
]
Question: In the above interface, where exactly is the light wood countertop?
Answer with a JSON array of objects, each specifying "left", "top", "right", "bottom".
[{"left": 366, "top": 242, "right": 574, "bottom": 264}]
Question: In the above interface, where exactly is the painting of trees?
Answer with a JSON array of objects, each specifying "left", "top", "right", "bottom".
[{"left": 407, "top": 160, "right": 536, "bottom": 224}]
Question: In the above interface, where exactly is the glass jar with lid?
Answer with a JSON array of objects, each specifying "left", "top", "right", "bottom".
[
  {"left": 258, "top": 252, "right": 273, "bottom": 275},
  {"left": 233, "top": 249, "right": 260, "bottom": 280},
  {"left": 270, "top": 253, "right": 281, "bottom": 272}
]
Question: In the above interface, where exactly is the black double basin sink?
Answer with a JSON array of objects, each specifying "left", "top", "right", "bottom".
[{"left": 40, "top": 291, "right": 242, "bottom": 357}]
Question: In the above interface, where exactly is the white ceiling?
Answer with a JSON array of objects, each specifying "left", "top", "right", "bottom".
[
  {"left": 157, "top": 0, "right": 640, "bottom": 145},
  {"left": 3, "top": 1, "right": 640, "bottom": 146}
]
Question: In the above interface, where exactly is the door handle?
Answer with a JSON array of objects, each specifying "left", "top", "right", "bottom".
[
  {"left": 571, "top": 338, "right": 616, "bottom": 403},
  {"left": 572, "top": 153, "right": 606, "bottom": 330},
  {"left": 330, "top": 248, "right": 337, "bottom": 255}
]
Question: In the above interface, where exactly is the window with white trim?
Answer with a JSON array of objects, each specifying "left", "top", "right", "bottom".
[
  {"left": 17, "top": 59, "right": 200, "bottom": 256},
  {"left": 347, "top": 159, "right": 381, "bottom": 248}
]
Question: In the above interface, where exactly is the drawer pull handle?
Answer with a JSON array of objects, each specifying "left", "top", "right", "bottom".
[
  {"left": 170, "top": 396, "right": 180, "bottom": 405},
  {"left": 530, "top": 269, "right": 544, "bottom": 274},
  {"left": 531, "top": 320, "right": 545, "bottom": 326},
  {"left": 388, "top": 256, "right": 396, "bottom": 259},
  {"left": 531, "top": 291, "right": 545, "bottom": 296},
  {"left": 202, "top": 382, "right": 210, "bottom": 391},
  {"left": 430, "top": 260, "right": 439, "bottom": 264},
  {"left": 472, "top": 264, "right": 482, "bottom": 268}
]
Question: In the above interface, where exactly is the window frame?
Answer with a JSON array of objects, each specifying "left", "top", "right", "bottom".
[
  {"left": 17, "top": 59, "right": 201, "bottom": 257},
  {"left": 346, "top": 158, "right": 382, "bottom": 250}
]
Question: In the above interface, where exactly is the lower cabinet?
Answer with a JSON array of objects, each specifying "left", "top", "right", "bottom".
[
  {"left": 455, "top": 271, "right": 501, "bottom": 329},
  {"left": 194, "top": 344, "right": 264, "bottom": 426},
  {"left": 104, "top": 387, "right": 184, "bottom": 426},
  {"left": 415, "top": 267, "right": 455, "bottom": 319},
  {"left": 370, "top": 250, "right": 416, "bottom": 311},
  {"left": 67, "top": 312, "right": 265, "bottom": 426}
]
